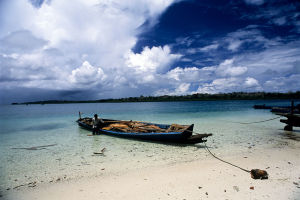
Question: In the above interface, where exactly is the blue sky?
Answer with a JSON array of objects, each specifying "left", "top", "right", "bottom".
[{"left": 0, "top": 0, "right": 299, "bottom": 103}]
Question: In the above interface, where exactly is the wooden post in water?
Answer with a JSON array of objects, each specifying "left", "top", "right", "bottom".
[
  {"left": 284, "top": 100, "right": 294, "bottom": 131},
  {"left": 280, "top": 100, "right": 300, "bottom": 131}
]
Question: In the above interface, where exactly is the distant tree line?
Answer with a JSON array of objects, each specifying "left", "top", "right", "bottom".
[{"left": 12, "top": 91, "right": 300, "bottom": 105}]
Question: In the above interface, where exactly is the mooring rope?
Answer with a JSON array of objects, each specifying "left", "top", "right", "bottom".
[
  {"left": 204, "top": 142, "right": 250, "bottom": 173},
  {"left": 223, "top": 116, "right": 281, "bottom": 125}
]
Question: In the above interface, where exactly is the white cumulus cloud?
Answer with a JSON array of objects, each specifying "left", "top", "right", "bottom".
[
  {"left": 126, "top": 45, "right": 182, "bottom": 74},
  {"left": 166, "top": 66, "right": 215, "bottom": 82},
  {"left": 69, "top": 61, "right": 106, "bottom": 86},
  {"left": 154, "top": 83, "right": 190, "bottom": 96},
  {"left": 216, "top": 59, "right": 248, "bottom": 77},
  {"left": 245, "top": 77, "right": 259, "bottom": 87}
]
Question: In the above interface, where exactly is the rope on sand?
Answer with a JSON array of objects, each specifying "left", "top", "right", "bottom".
[
  {"left": 204, "top": 142, "right": 250, "bottom": 173},
  {"left": 204, "top": 142, "right": 269, "bottom": 179},
  {"left": 222, "top": 116, "right": 280, "bottom": 125}
]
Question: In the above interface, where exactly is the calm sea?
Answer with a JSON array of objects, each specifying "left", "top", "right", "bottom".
[{"left": 0, "top": 100, "right": 298, "bottom": 191}]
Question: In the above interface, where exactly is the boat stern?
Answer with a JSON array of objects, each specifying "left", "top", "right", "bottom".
[{"left": 182, "top": 124, "right": 194, "bottom": 137}]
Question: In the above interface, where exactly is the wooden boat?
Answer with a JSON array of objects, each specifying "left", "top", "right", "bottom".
[
  {"left": 276, "top": 113, "right": 300, "bottom": 131},
  {"left": 253, "top": 104, "right": 273, "bottom": 109},
  {"left": 77, "top": 117, "right": 212, "bottom": 144},
  {"left": 274, "top": 101, "right": 300, "bottom": 131},
  {"left": 271, "top": 107, "right": 300, "bottom": 114}
]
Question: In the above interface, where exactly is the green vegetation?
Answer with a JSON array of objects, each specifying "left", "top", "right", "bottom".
[{"left": 11, "top": 91, "right": 300, "bottom": 105}]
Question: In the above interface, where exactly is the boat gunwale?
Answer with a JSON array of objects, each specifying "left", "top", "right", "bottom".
[{"left": 76, "top": 118, "right": 191, "bottom": 135}]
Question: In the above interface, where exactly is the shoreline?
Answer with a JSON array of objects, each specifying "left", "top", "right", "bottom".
[
  {"left": 10, "top": 92, "right": 300, "bottom": 105},
  {"left": 3, "top": 136, "right": 300, "bottom": 200}
]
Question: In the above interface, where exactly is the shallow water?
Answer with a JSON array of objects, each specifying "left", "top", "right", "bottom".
[{"left": 0, "top": 100, "right": 299, "bottom": 191}]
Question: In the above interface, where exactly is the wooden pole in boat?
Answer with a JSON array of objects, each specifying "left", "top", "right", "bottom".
[{"left": 79, "top": 111, "right": 82, "bottom": 119}]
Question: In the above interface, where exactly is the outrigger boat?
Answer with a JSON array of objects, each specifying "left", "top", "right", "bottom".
[
  {"left": 77, "top": 116, "right": 212, "bottom": 144},
  {"left": 278, "top": 113, "right": 300, "bottom": 131},
  {"left": 271, "top": 101, "right": 300, "bottom": 131}
]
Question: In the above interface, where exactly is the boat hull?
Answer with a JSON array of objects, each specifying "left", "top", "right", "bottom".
[{"left": 77, "top": 118, "right": 210, "bottom": 144}]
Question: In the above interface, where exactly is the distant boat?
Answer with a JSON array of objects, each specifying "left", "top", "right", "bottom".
[
  {"left": 253, "top": 104, "right": 272, "bottom": 109},
  {"left": 77, "top": 117, "right": 212, "bottom": 144},
  {"left": 271, "top": 107, "right": 300, "bottom": 114}
]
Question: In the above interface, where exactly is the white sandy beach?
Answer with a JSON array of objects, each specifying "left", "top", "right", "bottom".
[{"left": 4, "top": 136, "right": 300, "bottom": 200}]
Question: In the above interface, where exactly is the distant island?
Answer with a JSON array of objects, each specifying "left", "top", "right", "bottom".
[{"left": 11, "top": 92, "right": 300, "bottom": 105}]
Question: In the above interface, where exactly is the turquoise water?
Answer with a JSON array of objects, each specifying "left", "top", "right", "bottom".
[{"left": 0, "top": 100, "right": 299, "bottom": 192}]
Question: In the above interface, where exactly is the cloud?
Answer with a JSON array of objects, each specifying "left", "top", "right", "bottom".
[
  {"left": 216, "top": 59, "right": 247, "bottom": 77},
  {"left": 0, "top": 30, "right": 47, "bottom": 53},
  {"left": 156, "top": 37, "right": 299, "bottom": 95},
  {"left": 196, "top": 77, "right": 241, "bottom": 94},
  {"left": 194, "top": 39, "right": 299, "bottom": 94},
  {"left": 242, "top": 3, "right": 300, "bottom": 29},
  {"left": 234, "top": 41, "right": 300, "bottom": 77},
  {"left": 175, "top": 37, "right": 194, "bottom": 47},
  {"left": 199, "top": 43, "right": 219, "bottom": 52},
  {"left": 273, "top": 17, "right": 287, "bottom": 26},
  {"left": 126, "top": 45, "right": 182, "bottom": 74},
  {"left": 151, "top": 19, "right": 300, "bottom": 97},
  {"left": 0, "top": 50, "right": 60, "bottom": 89},
  {"left": 263, "top": 74, "right": 300, "bottom": 92},
  {"left": 227, "top": 40, "right": 243, "bottom": 51},
  {"left": 186, "top": 43, "right": 219, "bottom": 54},
  {"left": 154, "top": 83, "right": 190, "bottom": 96},
  {"left": 166, "top": 66, "right": 215, "bottom": 82},
  {"left": 125, "top": 45, "right": 182, "bottom": 84},
  {"left": 69, "top": 61, "right": 106, "bottom": 87},
  {"left": 183, "top": 26, "right": 282, "bottom": 55},
  {"left": 151, "top": 2, "right": 300, "bottom": 96},
  {"left": 245, "top": 77, "right": 259, "bottom": 87},
  {"left": 192, "top": 40, "right": 300, "bottom": 94},
  {"left": 153, "top": 59, "right": 248, "bottom": 95},
  {"left": 0, "top": 0, "right": 178, "bottom": 102},
  {"left": 244, "top": 0, "right": 264, "bottom": 5},
  {"left": 224, "top": 27, "right": 279, "bottom": 52},
  {"left": 1, "top": 0, "right": 299, "bottom": 103},
  {"left": 195, "top": 76, "right": 262, "bottom": 94}
]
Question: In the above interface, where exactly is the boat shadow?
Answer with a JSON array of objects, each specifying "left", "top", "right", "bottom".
[
  {"left": 280, "top": 129, "right": 300, "bottom": 141},
  {"left": 140, "top": 139, "right": 207, "bottom": 147},
  {"left": 88, "top": 132, "right": 207, "bottom": 147}
]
